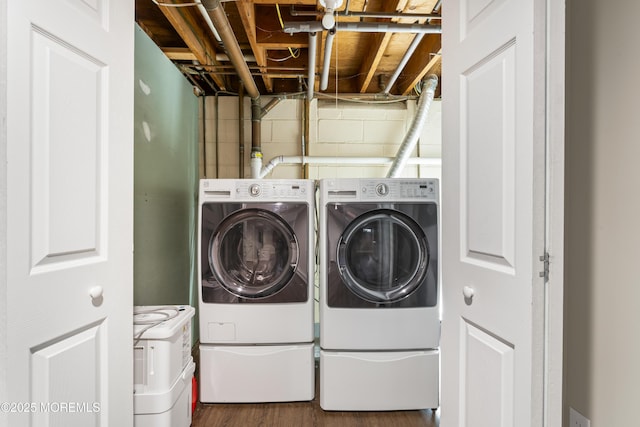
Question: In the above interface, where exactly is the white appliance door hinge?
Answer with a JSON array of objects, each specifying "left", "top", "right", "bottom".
[{"left": 539, "top": 252, "right": 550, "bottom": 282}]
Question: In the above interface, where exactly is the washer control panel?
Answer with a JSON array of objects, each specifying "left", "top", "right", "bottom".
[
  {"left": 236, "top": 181, "right": 310, "bottom": 199},
  {"left": 200, "top": 179, "right": 313, "bottom": 202}
]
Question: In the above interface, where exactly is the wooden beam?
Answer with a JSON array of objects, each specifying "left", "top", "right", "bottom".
[
  {"left": 251, "top": 0, "right": 316, "bottom": 4},
  {"left": 398, "top": 45, "right": 441, "bottom": 95},
  {"left": 162, "top": 47, "right": 197, "bottom": 61},
  {"left": 235, "top": 0, "right": 273, "bottom": 92},
  {"left": 357, "top": 33, "right": 392, "bottom": 93},
  {"left": 356, "top": 0, "right": 408, "bottom": 93},
  {"left": 395, "top": 0, "right": 441, "bottom": 95},
  {"left": 155, "top": 0, "right": 226, "bottom": 89}
]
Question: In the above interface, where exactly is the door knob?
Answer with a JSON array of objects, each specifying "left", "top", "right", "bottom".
[
  {"left": 462, "top": 286, "right": 475, "bottom": 300},
  {"left": 89, "top": 286, "right": 104, "bottom": 300}
]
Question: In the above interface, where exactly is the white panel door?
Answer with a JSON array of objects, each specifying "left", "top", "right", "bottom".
[
  {"left": 5, "top": 0, "right": 133, "bottom": 426},
  {"left": 441, "top": 0, "right": 548, "bottom": 425}
]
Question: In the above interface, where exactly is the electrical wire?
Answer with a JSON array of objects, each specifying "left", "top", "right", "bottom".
[
  {"left": 268, "top": 51, "right": 300, "bottom": 62},
  {"left": 256, "top": 25, "right": 279, "bottom": 37},
  {"left": 133, "top": 305, "right": 182, "bottom": 346},
  {"left": 414, "top": 81, "right": 423, "bottom": 95},
  {"left": 275, "top": 4, "right": 300, "bottom": 59},
  {"left": 151, "top": 0, "right": 201, "bottom": 7}
]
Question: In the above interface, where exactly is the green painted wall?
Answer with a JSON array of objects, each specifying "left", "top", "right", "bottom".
[{"left": 133, "top": 25, "right": 198, "bottom": 313}]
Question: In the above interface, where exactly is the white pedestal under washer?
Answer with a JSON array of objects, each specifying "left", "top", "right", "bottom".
[{"left": 198, "top": 179, "right": 315, "bottom": 403}]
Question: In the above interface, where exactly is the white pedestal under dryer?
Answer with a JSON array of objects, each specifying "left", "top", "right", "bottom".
[
  {"left": 198, "top": 179, "right": 315, "bottom": 403},
  {"left": 319, "top": 178, "right": 440, "bottom": 411}
]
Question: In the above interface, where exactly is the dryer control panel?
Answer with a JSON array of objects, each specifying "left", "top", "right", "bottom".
[{"left": 358, "top": 179, "right": 438, "bottom": 201}]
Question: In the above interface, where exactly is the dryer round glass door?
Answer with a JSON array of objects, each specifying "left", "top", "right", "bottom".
[
  {"left": 337, "top": 209, "right": 430, "bottom": 303},
  {"left": 209, "top": 208, "right": 299, "bottom": 299}
]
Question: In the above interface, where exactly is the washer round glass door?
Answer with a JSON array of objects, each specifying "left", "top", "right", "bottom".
[
  {"left": 337, "top": 209, "right": 429, "bottom": 303},
  {"left": 209, "top": 208, "right": 299, "bottom": 299}
]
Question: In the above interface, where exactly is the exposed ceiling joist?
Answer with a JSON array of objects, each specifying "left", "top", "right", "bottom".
[
  {"left": 399, "top": 48, "right": 441, "bottom": 96},
  {"left": 357, "top": 0, "right": 408, "bottom": 93},
  {"left": 137, "top": 0, "right": 442, "bottom": 97},
  {"left": 235, "top": 0, "right": 274, "bottom": 92},
  {"left": 154, "top": 0, "right": 227, "bottom": 89},
  {"left": 162, "top": 47, "right": 197, "bottom": 61}
]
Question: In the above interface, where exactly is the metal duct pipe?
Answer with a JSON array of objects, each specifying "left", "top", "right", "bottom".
[
  {"left": 284, "top": 21, "right": 441, "bottom": 34},
  {"left": 307, "top": 32, "right": 317, "bottom": 99},
  {"left": 201, "top": 0, "right": 260, "bottom": 99},
  {"left": 249, "top": 98, "right": 285, "bottom": 178},
  {"left": 260, "top": 98, "right": 281, "bottom": 119},
  {"left": 259, "top": 155, "right": 441, "bottom": 179},
  {"left": 215, "top": 53, "right": 256, "bottom": 62},
  {"left": 196, "top": 2, "right": 222, "bottom": 42},
  {"left": 384, "top": 33, "right": 425, "bottom": 94},
  {"left": 201, "top": 0, "right": 262, "bottom": 177},
  {"left": 387, "top": 75, "right": 439, "bottom": 178},
  {"left": 320, "top": 28, "right": 336, "bottom": 91}
]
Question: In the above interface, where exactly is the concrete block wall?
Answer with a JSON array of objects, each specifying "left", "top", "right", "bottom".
[
  {"left": 259, "top": 99, "right": 305, "bottom": 179},
  {"left": 309, "top": 100, "right": 407, "bottom": 178},
  {"left": 199, "top": 96, "right": 442, "bottom": 181},
  {"left": 200, "top": 96, "right": 250, "bottom": 179}
]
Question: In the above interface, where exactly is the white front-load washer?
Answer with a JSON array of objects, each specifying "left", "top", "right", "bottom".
[
  {"left": 198, "top": 179, "right": 315, "bottom": 403},
  {"left": 319, "top": 178, "right": 440, "bottom": 411}
]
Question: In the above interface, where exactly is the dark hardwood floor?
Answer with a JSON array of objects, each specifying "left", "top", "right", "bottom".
[{"left": 192, "top": 362, "right": 440, "bottom": 427}]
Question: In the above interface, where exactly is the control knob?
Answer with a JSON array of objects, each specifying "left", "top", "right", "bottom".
[
  {"left": 375, "top": 183, "right": 389, "bottom": 196},
  {"left": 249, "top": 184, "right": 261, "bottom": 196}
]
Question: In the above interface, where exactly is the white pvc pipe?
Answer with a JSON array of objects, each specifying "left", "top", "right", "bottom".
[
  {"left": 196, "top": 3, "right": 222, "bottom": 43},
  {"left": 259, "top": 155, "right": 441, "bottom": 178},
  {"left": 284, "top": 21, "right": 441, "bottom": 34},
  {"left": 320, "top": 28, "right": 336, "bottom": 91},
  {"left": 384, "top": 33, "right": 425, "bottom": 94},
  {"left": 250, "top": 156, "right": 262, "bottom": 179},
  {"left": 307, "top": 32, "right": 317, "bottom": 100}
]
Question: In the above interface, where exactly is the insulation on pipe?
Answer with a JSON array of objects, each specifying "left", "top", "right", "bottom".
[
  {"left": 307, "top": 32, "right": 317, "bottom": 100},
  {"left": 284, "top": 21, "right": 441, "bottom": 34},
  {"left": 320, "top": 28, "right": 336, "bottom": 91}
]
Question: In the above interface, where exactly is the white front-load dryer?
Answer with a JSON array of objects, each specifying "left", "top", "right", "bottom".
[
  {"left": 198, "top": 179, "right": 315, "bottom": 403},
  {"left": 319, "top": 178, "right": 440, "bottom": 411}
]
